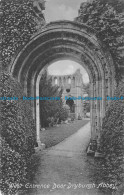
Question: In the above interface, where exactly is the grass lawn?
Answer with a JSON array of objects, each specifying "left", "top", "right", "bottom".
[{"left": 40, "top": 119, "right": 90, "bottom": 148}]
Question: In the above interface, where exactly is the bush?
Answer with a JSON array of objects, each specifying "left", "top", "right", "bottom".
[
  {"left": 94, "top": 82, "right": 124, "bottom": 194},
  {"left": 1, "top": 0, "right": 45, "bottom": 69},
  {"left": 1, "top": 72, "right": 36, "bottom": 194},
  {"left": 75, "top": 0, "right": 124, "bottom": 82},
  {"left": 58, "top": 107, "right": 69, "bottom": 122},
  {"left": 39, "top": 70, "right": 68, "bottom": 127},
  {"left": 1, "top": 139, "right": 27, "bottom": 195}
]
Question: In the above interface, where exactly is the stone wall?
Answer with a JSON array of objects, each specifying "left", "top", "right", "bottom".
[{"left": 50, "top": 69, "right": 86, "bottom": 119}]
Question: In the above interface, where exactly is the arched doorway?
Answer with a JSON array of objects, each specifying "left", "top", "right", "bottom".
[
  {"left": 66, "top": 98, "right": 75, "bottom": 113},
  {"left": 10, "top": 21, "right": 116, "bottom": 146}
]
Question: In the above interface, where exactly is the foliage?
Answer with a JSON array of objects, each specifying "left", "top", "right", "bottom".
[
  {"left": 1, "top": 0, "right": 45, "bottom": 69},
  {"left": 1, "top": 139, "right": 27, "bottom": 195},
  {"left": 1, "top": 72, "right": 36, "bottom": 195},
  {"left": 75, "top": 0, "right": 124, "bottom": 82},
  {"left": 1, "top": 0, "right": 45, "bottom": 194},
  {"left": 77, "top": 1, "right": 124, "bottom": 191},
  {"left": 94, "top": 83, "right": 124, "bottom": 194},
  {"left": 99, "top": 0, "right": 124, "bottom": 13},
  {"left": 39, "top": 70, "right": 68, "bottom": 127},
  {"left": 58, "top": 107, "right": 69, "bottom": 122}
]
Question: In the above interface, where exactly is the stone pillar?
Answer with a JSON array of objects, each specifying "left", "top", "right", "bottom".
[
  {"left": 30, "top": 78, "right": 35, "bottom": 120},
  {"left": 90, "top": 82, "right": 94, "bottom": 139},
  {"left": 35, "top": 74, "right": 42, "bottom": 147},
  {"left": 99, "top": 80, "right": 102, "bottom": 135},
  {"left": 96, "top": 80, "right": 100, "bottom": 139},
  {"left": 102, "top": 78, "right": 106, "bottom": 119},
  {"left": 36, "top": 98, "right": 41, "bottom": 146},
  {"left": 93, "top": 81, "right": 97, "bottom": 140},
  {"left": 108, "top": 75, "right": 112, "bottom": 100},
  {"left": 99, "top": 80, "right": 102, "bottom": 129},
  {"left": 120, "top": 67, "right": 124, "bottom": 82},
  {"left": 97, "top": 78, "right": 105, "bottom": 150}
]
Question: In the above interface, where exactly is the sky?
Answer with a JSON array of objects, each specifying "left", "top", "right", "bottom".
[
  {"left": 44, "top": 0, "right": 86, "bottom": 22},
  {"left": 44, "top": 0, "right": 89, "bottom": 84},
  {"left": 48, "top": 60, "right": 89, "bottom": 84}
]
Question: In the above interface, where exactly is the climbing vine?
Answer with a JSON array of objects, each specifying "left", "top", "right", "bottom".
[
  {"left": 75, "top": 0, "right": 124, "bottom": 82},
  {"left": 1, "top": 0, "right": 45, "bottom": 69},
  {"left": 1, "top": 73, "right": 36, "bottom": 195},
  {"left": 93, "top": 83, "right": 124, "bottom": 194}
]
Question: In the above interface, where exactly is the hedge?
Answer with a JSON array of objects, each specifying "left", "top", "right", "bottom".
[
  {"left": 1, "top": 72, "right": 36, "bottom": 195},
  {"left": 1, "top": 0, "right": 45, "bottom": 69},
  {"left": 1, "top": 139, "right": 27, "bottom": 195},
  {"left": 94, "top": 82, "right": 124, "bottom": 194}
]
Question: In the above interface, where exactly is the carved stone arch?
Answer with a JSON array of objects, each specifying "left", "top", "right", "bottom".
[
  {"left": 10, "top": 21, "right": 116, "bottom": 146},
  {"left": 24, "top": 43, "right": 102, "bottom": 99}
]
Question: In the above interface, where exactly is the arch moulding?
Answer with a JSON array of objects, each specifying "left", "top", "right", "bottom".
[{"left": 10, "top": 20, "right": 116, "bottom": 146}]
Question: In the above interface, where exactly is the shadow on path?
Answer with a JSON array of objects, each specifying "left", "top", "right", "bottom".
[{"left": 28, "top": 122, "right": 107, "bottom": 195}]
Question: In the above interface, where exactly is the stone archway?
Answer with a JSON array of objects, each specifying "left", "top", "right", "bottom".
[
  {"left": 66, "top": 98, "right": 75, "bottom": 113},
  {"left": 9, "top": 20, "right": 116, "bottom": 146}
]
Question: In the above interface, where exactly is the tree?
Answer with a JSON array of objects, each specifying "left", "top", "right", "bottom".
[
  {"left": 76, "top": 1, "right": 124, "bottom": 191},
  {"left": 1, "top": 2, "right": 45, "bottom": 193},
  {"left": 99, "top": 0, "right": 124, "bottom": 13},
  {"left": 39, "top": 70, "right": 68, "bottom": 127},
  {"left": 1, "top": 0, "right": 45, "bottom": 69},
  {"left": 75, "top": 0, "right": 124, "bottom": 83},
  {"left": 95, "top": 83, "right": 124, "bottom": 193}
]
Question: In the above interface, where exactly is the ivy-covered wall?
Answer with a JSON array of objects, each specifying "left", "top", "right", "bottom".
[
  {"left": 94, "top": 82, "right": 124, "bottom": 194},
  {"left": 1, "top": 72, "right": 36, "bottom": 195},
  {"left": 75, "top": 0, "right": 124, "bottom": 83},
  {"left": 1, "top": 0, "right": 45, "bottom": 70},
  {"left": 1, "top": 0, "right": 46, "bottom": 194}
]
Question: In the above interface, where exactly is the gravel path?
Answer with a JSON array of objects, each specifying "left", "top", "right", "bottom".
[{"left": 28, "top": 122, "right": 106, "bottom": 195}]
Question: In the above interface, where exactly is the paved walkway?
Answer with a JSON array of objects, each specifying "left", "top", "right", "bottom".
[{"left": 30, "top": 122, "right": 105, "bottom": 195}]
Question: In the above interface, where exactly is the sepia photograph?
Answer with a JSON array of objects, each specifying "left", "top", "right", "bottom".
[{"left": 0, "top": 0, "right": 124, "bottom": 195}]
